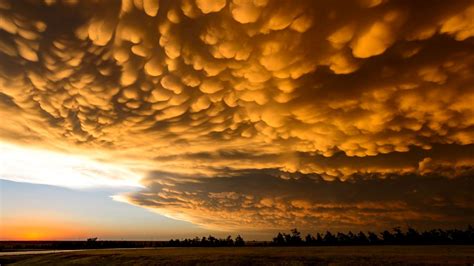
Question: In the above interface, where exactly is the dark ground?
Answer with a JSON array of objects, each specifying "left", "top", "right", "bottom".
[{"left": 1, "top": 246, "right": 474, "bottom": 265}]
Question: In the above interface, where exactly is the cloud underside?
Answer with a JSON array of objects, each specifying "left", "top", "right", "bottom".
[
  {"left": 0, "top": 0, "right": 473, "bottom": 229},
  {"left": 124, "top": 169, "right": 474, "bottom": 231}
]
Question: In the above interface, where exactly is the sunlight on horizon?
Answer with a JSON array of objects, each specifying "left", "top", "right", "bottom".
[{"left": 0, "top": 142, "right": 144, "bottom": 189}]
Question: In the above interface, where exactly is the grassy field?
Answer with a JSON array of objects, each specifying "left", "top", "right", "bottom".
[{"left": 1, "top": 246, "right": 474, "bottom": 265}]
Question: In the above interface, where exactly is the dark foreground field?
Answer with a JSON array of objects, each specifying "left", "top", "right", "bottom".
[{"left": 1, "top": 246, "right": 474, "bottom": 265}]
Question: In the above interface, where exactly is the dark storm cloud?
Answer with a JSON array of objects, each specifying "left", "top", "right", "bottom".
[{"left": 124, "top": 169, "right": 474, "bottom": 230}]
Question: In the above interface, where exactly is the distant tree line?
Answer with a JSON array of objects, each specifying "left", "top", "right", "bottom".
[
  {"left": 0, "top": 236, "right": 246, "bottom": 251},
  {"left": 167, "top": 235, "right": 245, "bottom": 247},
  {"left": 272, "top": 226, "right": 474, "bottom": 246},
  {"left": 0, "top": 240, "right": 166, "bottom": 251},
  {"left": 1, "top": 226, "right": 473, "bottom": 251}
]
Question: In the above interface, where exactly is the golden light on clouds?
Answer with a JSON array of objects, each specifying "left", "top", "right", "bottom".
[{"left": 0, "top": 0, "right": 473, "bottom": 231}]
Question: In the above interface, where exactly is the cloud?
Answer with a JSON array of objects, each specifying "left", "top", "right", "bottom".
[
  {"left": 123, "top": 169, "right": 474, "bottom": 230},
  {"left": 0, "top": 0, "right": 473, "bottom": 230}
]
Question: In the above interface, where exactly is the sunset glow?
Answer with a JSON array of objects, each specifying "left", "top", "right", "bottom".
[
  {"left": 1, "top": 211, "right": 91, "bottom": 240},
  {"left": 0, "top": 142, "right": 143, "bottom": 189}
]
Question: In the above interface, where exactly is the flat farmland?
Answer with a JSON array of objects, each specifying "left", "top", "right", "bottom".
[{"left": 1, "top": 246, "right": 474, "bottom": 265}]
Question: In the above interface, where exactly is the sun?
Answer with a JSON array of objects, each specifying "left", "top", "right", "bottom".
[{"left": 22, "top": 231, "right": 45, "bottom": 241}]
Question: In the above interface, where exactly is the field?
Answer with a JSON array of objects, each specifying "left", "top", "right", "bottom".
[{"left": 1, "top": 246, "right": 474, "bottom": 265}]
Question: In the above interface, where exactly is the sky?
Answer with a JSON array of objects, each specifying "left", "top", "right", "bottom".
[{"left": 0, "top": 0, "right": 473, "bottom": 240}]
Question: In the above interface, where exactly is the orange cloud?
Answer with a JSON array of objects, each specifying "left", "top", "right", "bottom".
[
  {"left": 123, "top": 170, "right": 474, "bottom": 231},
  {"left": 0, "top": 0, "right": 473, "bottom": 230}
]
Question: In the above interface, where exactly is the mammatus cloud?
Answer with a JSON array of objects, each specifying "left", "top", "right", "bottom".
[
  {"left": 0, "top": 0, "right": 473, "bottom": 230},
  {"left": 120, "top": 169, "right": 474, "bottom": 231}
]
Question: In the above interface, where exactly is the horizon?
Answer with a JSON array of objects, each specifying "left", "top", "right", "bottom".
[
  {"left": 1, "top": 219, "right": 472, "bottom": 242},
  {"left": 1, "top": 0, "right": 474, "bottom": 242}
]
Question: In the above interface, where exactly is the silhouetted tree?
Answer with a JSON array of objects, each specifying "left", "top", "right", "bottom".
[
  {"left": 406, "top": 227, "right": 421, "bottom": 244},
  {"left": 323, "top": 231, "right": 337, "bottom": 245},
  {"left": 235, "top": 235, "right": 245, "bottom": 246},
  {"left": 357, "top": 231, "right": 369, "bottom": 244},
  {"left": 316, "top": 232, "right": 323, "bottom": 245},
  {"left": 392, "top": 227, "right": 405, "bottom": 244},
  {"left": 347, "top": 231, "right": 357, "bottom": 244},
  {"left": 336, "top": 232, "right": 350, "bottom": 244},
  {"left": 468, "top": 225, "right": 474, "bottom": 243},
  {"left": 288, "top": 228, "right": 303, "bottom": 245},
  {"left": 367, "top": 231, "right": 380, "bottom": 244},
  {"left": 208, "top": 235, "right": 216, "bottom": 246},
  {"left": 305, "top": 234, "right": 315, "bottom": 245},
  {"left": 381, "top": 230, "right": 395, "bottom": 244},
  {"left": 226, "top": 235, "right": 234, "bottom": 246},
  {"left": 273, "top": 232, "right": 285, "bottom": 245}
]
